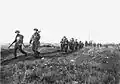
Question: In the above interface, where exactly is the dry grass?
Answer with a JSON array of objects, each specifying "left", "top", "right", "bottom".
[{"left": 0, "top": 46, "right": 120, "bottom": 84}]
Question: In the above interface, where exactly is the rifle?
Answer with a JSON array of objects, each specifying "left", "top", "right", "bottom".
[{"left": 8, "top": 42, "right": 14, "bottom": 49}]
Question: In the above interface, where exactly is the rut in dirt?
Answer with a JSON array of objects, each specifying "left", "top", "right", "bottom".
[{"left": 1, "top": 49, "right": 78, "bottom": 66}]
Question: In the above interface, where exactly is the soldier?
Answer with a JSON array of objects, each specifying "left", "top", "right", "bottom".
[
  {"left": 79, "top": 41, "right": 82, "bottom": 49},
  {"left": 89, "top": 41, "right": 92, "bottom": 46},
  {"left": 69, "top": 38, "right": 75, "bottom": 51},
  {"left": 97, "top": 43, "right": 100, "bottom": 47},
  {"left": 79, "top": 41, "right": 84, "bottom": 49},
  {"left": 62, "top": 36, "right": 69, "bottom": 52},
  {"left": 81, "top": 41, "right": 84, "bottom": 48},
  {"left": 99, "top": 43, "right": 102, "bottom": 47},
  {"left": 29, "top": 28, "right": 41, "bottom": 58},
  {"left": 74, "top": 39, "right": 79, "bottom": 50},
  {"left": 85, "top": 41, "right": 88, "bottom": 47},
  {"left": 93, "top": 43, "right": 96, "bottom": 47},
  {"left": 8, "top": 30, "right": 27, "bottom": 58},
  {"left": 60, "top": 38, "right": 64, "bottom": 51}
]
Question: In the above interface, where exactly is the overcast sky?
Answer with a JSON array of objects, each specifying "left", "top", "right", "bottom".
[{"left": 0, "top": 0, "right": 120, "bottom": 44}]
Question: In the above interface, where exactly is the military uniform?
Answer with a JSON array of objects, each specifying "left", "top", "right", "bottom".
[
  {"left": 13, "top": 31, "right": 27, "bottom": 58},
  {"left": 63, "top": 38, "right": 69, "bottom": 52},
  {"left": 69, "top": 38, "right": 75, "bottom": 51},
  {"left": 85, "top": 41, "right": 88, "bottom": 47},
  {"left": 93, "top": 43, "right": 96, "bottom": 47},
  {"left": 60, "top": 36, "right": 69, "bottom": 52},
  {"left": 60, "top": 39, "right": 64, "bottom": 51},
  {"left": 74, "top": 39, "right": 79, "bottom": 50},
  {"left": 30, "top": 29, "right": 40, "bottom": 57}
]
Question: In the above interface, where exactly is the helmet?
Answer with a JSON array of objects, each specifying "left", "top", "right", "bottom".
[
  {"left": 15, "top": 30, "right": 20, "bottom": 33},
  {"left": 34, "top": 28, "right": 38, "bottom": 31},
  {"left": 63, "top": 36, "right": 66, "bottom": 38}
]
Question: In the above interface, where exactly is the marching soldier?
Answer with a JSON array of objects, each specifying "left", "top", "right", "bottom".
[
  {"left": 74, "top": 39, "right": 79, "bottom": 50},
  {"left": 85, "top": 41, "right": 88, "bottom": 47},
  {"left": 60, "top": 38, "right": 64, "bottom": 51},
  {"left": 69, "top": 38, "right": 75, "bottom": 51},
  {"left": 81, "top": 41, "right": 84, "bottom": 48},
  {"left": 79, "top": 41, "right": 82, "bottom": 49},
  {"left": 89, "top": 41, "right": 93, "bottom": 46},
  {"left": 62, "top": 36, "right": 69, "bottom": 52},
  {"left": 79, "top": 41, "right": 84, "bottom": 49},
  {"left": 29, "top": 28, "right": 41, "bottom": 58},
  {"left": 8, "top": 30, "right": 27, "bottom": 58},
  {"left": 93, "top": 43, "right": 96, "bottom": 47},
  {"left": 97, "top": 43, "right": 100, "bottom": 47}
]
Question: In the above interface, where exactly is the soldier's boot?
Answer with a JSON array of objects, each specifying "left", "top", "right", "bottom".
[
  {"left": 37, "top": 51, "right": 43, "bottom": 59},
  {"left": 34, "top": 51, "right": 42, "bottom": 58}
]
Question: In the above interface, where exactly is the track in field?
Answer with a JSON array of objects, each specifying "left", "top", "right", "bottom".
[{"left": 1, "top": 49, "right": 78, "bottom": 66}]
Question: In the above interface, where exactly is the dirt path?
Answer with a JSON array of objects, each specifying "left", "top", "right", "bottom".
[{"left": 1, "top": 49, "right": 78, "bottom": 66}]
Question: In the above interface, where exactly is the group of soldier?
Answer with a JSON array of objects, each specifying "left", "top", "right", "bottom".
[
  {"left": 60, "top": 36, "right": 84, "bottom": 53},
  {"left": 60, "top": 36, "right": 103, "bottom": 53},
  {"left": 8, "top": 29, "right": 103, "bottom": 59},
  {"left": 8, "top": 28, "right": 41, "bottom": 58},
  {"left": 84, "top": 41, "right": 102, "bottom": 47}
]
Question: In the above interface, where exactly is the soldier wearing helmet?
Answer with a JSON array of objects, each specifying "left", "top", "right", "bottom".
[
  {"left": 29, "top": 28, "right": 41, "bottom": 58},
  {"left": 8, "top": 30, "right": 27, "bottom": 58},
  {"left": 60, "top": 36, "right": 69, "bottom": 52},
  {"left": 74, "top": 39, "right": 79, "bottom": 50},
  {"left": 69, "top": 38, "right": 75, "bottom": 51}
]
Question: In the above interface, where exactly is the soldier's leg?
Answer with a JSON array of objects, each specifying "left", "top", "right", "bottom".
[
  {"left": 19, "top": 45, "right": 27, "bottom": 56},
  {"left": 14, "top": 46, "right": 18, "bottom": 58},
  {"left": 35, "top": 44, "right": 40, "bottom": 57},
  {"left": 32, "top": 42, "right": 36, "bottom": 54},
  {"left": 61, "top": 44, "right": 63, "bottom": 51},
  {"left": 32, "top": 42, "right": 39, "bottom": 57},
  {"left": 36, "top": 41, "right": 40, "bottom": 55},
  {"left": 65, "top": 45, "right": 68, "bottom": 52}
]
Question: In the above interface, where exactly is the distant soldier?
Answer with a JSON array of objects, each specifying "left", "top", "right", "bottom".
[
  {"left": 85, "top": 41, "right": 88, "bottom": 47},
  {"left": 79, "top": 41, "right": 84, "bottom": 49},
  {"left": 97, "top": 43, "right": 100, "bottom": 47},
  {"left": 29, "top": 28, "right": 41, "bottom": 58},
  {"left": 81, "top": 42, "right": 84, "bottom": 48},
  {"left": 8, "top": 30, "right": 27, "bottom": 58},
  {"left": 99, "top": 43, "right": 102, "bottom": 47},
  {"left": 60, "top": 38, "right": 64, "bottom": 51},
  {"left": 74, "top": 39, "right": 79, "bottom": 50},
  {"left": 93, "top": 43, "right": 96, "bottom": 47},
  {"left": 79, "top": 41, "right": 82, "bottom": 49},
  {"left": 69, "top": 38, "right": 75, "bottom": 51},
  {"left": 89, "top": 41, "right": 92, "bottom": 46},
  {"left": 62, "top": 36, "right": 69, "bottom": 52}
]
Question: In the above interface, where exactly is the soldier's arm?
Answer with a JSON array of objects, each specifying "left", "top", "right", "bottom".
[
  {"left": 8, "top": 35, "right": 17, "bottom": 48},
  {"left": 29, "top": 35, "right": 34, "bottom": 44},
  {"left": 29, "top": 39, "right": 32, "bottom": 44}
]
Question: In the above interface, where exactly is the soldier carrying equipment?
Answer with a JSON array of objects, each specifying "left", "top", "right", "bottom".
[
  {"left": 8, "top": 30, "right": 27, "bottom": 58},
  {"left": 69, "top": 38, "right": 75, "bottom": 51},
  {"left": 60, "top": 38, "right": 64, "bottom": 51},
  {"left": 29, "top": 28, "right": 41, "bottom": 58},
  {"left": 60, "top": 36, "right": 69, "bottom": 52},
  {"left": 74, "top": 39, "right": 79, "bottom": 50}
]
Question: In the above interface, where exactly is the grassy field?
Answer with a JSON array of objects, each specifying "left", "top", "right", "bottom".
[{"left": 0, "top": 45, "right": 120, "bottom": 84}]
